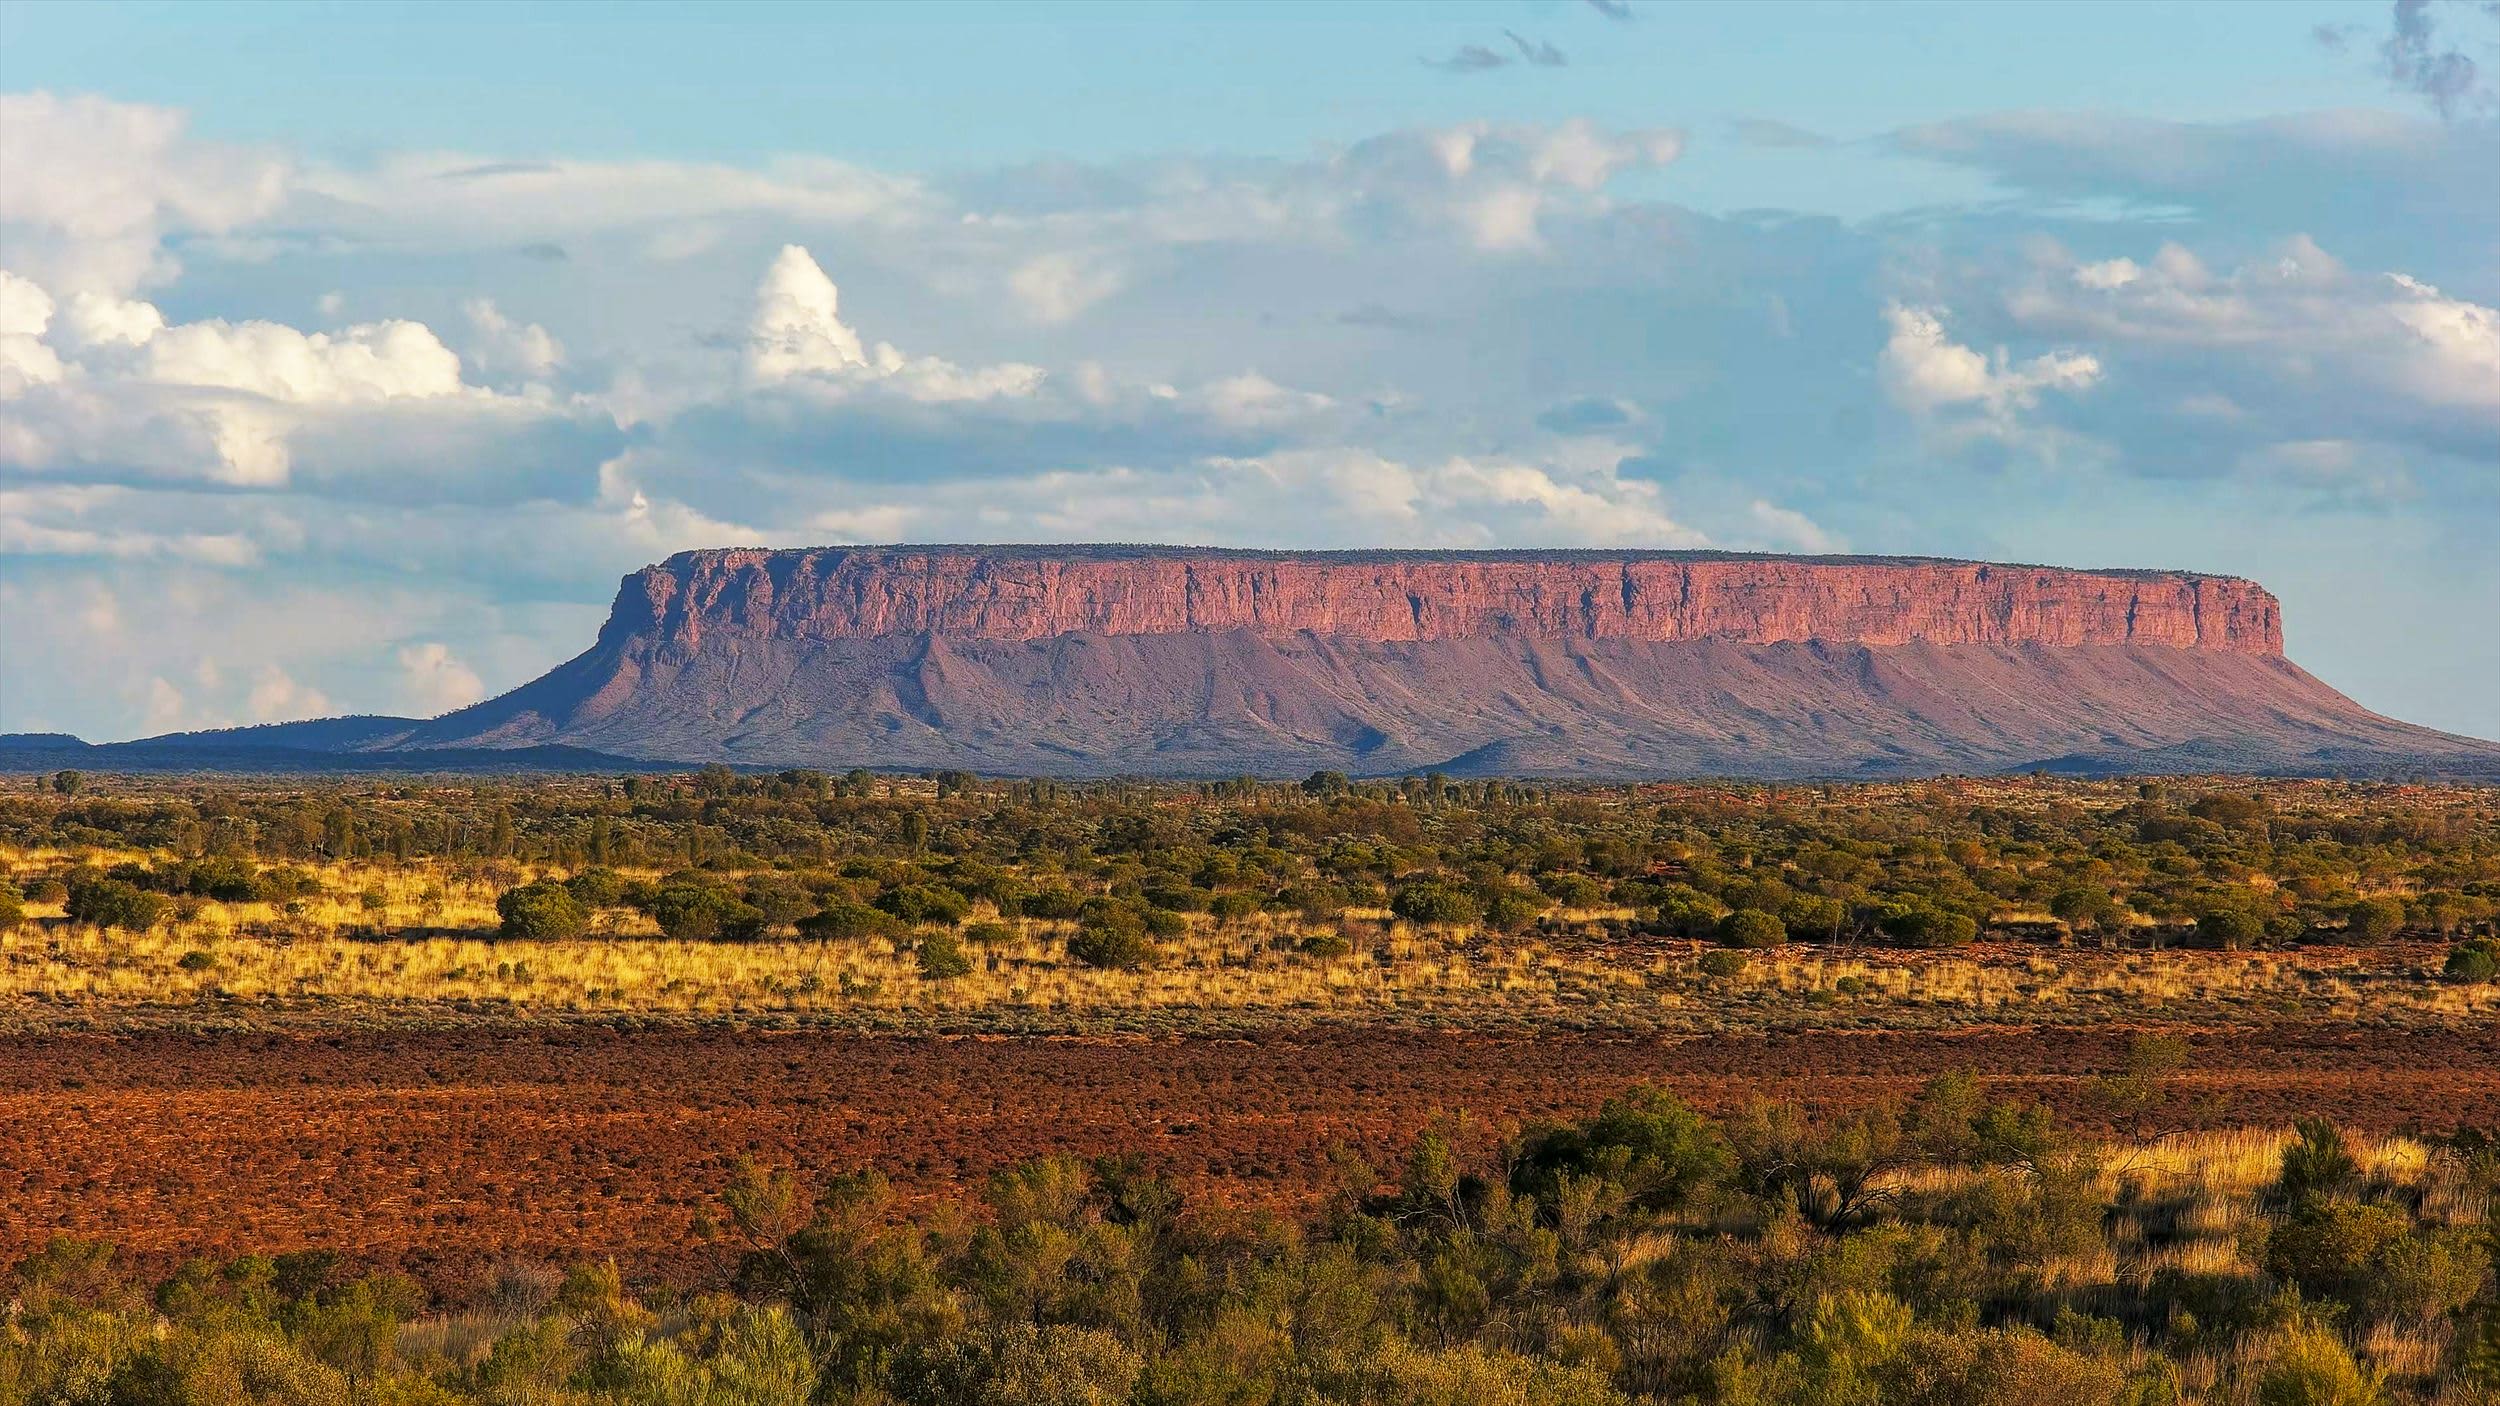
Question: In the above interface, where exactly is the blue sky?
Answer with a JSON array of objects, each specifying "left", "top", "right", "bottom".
[
  {"left": 2, "top": 0, "right": 2496, "bottom": 741},
  {"left": 4, "top": 2, "right": 2412, "bottom": 211}
]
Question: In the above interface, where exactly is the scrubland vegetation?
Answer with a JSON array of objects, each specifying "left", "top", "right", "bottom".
[
  {"left": 1, "top": 770, "right": 2494, "bottom": 1032},
  {"left": 4, "top": 770, "right": 2496, "bottom": 1403},
  {"left": 7, "top": 1075, "right": 2500, "bottom": 1404}
]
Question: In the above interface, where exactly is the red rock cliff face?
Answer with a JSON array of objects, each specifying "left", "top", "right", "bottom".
[{"left": 602, "top": 547, "right": 2285, "bottom": 657}]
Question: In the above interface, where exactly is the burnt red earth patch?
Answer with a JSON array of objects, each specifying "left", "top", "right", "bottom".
[{"left": 6, "top": 1022, "right": 2495, "bottom": 1290}]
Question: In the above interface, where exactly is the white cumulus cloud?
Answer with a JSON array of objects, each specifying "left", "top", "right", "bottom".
[
  {"left": 745, "top": 244, "right": 1043, "bottom": 401},
  {"left": 1879, "top": 303, "right": 2101, "bottom": 416},
  {"left": 140, "top": 317, "right": 465, "bottom": 403},
  {"left": 0, "top": 270, "right": 65, "bottom": 395},
  {"left": 0, "top": 91, "right": 287, "bottom": 295},
  {"left": 1999, "top": 237, "right": 2500, "bottom": 452},
  {"left": 462, "top": 298, "right": 565, "bottom": 381},
  {"left": 245, "top": 664, "right": 332, "bottom": 724},
  {"left": 396, "top": 641, "right": 487, "bottom": 715}
]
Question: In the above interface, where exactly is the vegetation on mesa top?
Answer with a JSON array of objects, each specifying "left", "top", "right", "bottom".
[{"left": 6, "top": 1069, "right": 2499, "bottom": 1403}]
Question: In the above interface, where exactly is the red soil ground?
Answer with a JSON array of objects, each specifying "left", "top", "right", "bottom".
[{"left": 7, "top": 1022, "right": 2495, "bottom": 1290}]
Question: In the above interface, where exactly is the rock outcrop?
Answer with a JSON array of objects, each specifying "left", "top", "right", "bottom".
[
  {"left": 343, "top": 544, "right": 2495, "bottom": 779},
  {"left": 602, "top": 546, "right": 2284, "bottom": 653}
]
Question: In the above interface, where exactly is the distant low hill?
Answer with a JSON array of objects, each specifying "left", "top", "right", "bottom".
[{"left": 19, "top": 545, "right": 2499, "bottom": 779}]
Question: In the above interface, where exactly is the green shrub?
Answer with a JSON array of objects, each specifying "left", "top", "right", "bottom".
[
  {"left": 2459, "top": 1306, "right": 2500, "bottom": 1390},
  {"left": 2447, "top": 939, "right": 2500, "bottom": 983},
  {"left": 1139, "top": 882, "right": 1203, "bottom": 913},
  {"left": 1482, "top": 887, "right": 1545, "bottom": 933},
  {"left": 2265, "top": 1198, "right": 2408, "bottom": 1306},
  {"left": 1699, "top": 949, "right": 1750, "bottom": 978},
  {"left": 1021, "top": 888, "right": 1086, "bottom": 921},
  {"left": 2276, "top": 1117, "right": 2358, "bottom": 1204},
  {"left": 875, "top": 884, "right": 969, "bottom": 926},
  {"left": 889, "top": 1322, "right": 1140, "bottom": 1406},
  {"left": 563, "top": 867, "right": 627, "bottom": 908},
  {"left": 917, "top": 931, "right": 972, "bottom": 981},
  {"left": 162, "top": 857, "right": 260, "bottom": 901},
  {"left": 1717, "top": 908, "right": 1788, "bottom": 949},
  {"left": 1642, "top": 883, "right": 1726, "bottom": 938},
  {"left": 1067, "top": 920, "right": 1155, "bottom": 971},
  {"left": 1892, "top": 1323, "right": 2133, "bottom": 1406},
  {"left": 740, "top": 877, "right": 817, "bottom": 926},
  {"left": 2050, "top": 886, "right": 2125, "bottom": 940},
  {"left": 1305, "top": 1339, "right": 1624, "bottom": 1406},
  {"left": 2342, "top": 897, "right": 2405, "bottom": 944},
  {"left": 2196, "top": 906, "right": 2267, "bottom": 950},
  {"left": 2255, "top": 1321, "right": 2383, "bottom": 1406},
  {"left": 798, "top": 902, "right": 901, "bottom": 942},
  {"left": 65, "top": 877, "right": 168, "bottom": 932},
  {"left": 1879, "top": 906, "right": 1979, "bottom": 949},
  {"left": 649, "top": 884, "right": 751, "bottom": 941},
  {"left": 496, "top": 881, "right": 588, "bottom": 941},
  {"left": 1537, "top": 872, "right": 1607, "bottom": 908},
  {"left": 1780, "top": 894, "right": 1847, "bottom": 943},
  {"left": 1512, "top": 1084, "right": 1729, "bottom": 1215},
  {"left": 2374, "top": 1226, "right": 2489, "bottom": 1321},
  {"left": 963, "top": 920, "right": 1016, "bottom": 947},
  {"left": 251, "top": 867, "right": 322, "bottom": 902},
  {"left": 0, "top": 883, "right": 20, "bottom": 933},
  {"left": 1391, "top": 881, "right": 1480, "bottom": 927},
  {"left": 1207, "top": 892, "right": 1263, "bottom": 924}
]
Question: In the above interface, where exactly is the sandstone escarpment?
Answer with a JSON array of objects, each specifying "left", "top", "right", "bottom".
[
  {"left": 603, "top": 546, "right": 2284, "bottom": 655},
  {"left": 362, "top": 543, "right": 2494, "bottom": 778}
]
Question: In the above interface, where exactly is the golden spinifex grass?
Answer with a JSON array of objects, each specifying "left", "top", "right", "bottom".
[
  {"left": 1857, "top": 1125, "right": 2487, "bottom": 1391},
  {"left": 3, "top": 847, "right": 2489, "bottom": 1031}
]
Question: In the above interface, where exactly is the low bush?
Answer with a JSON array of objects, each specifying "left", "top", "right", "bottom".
[
  {"left": 917, "top": 931, "right": 972, "bottom": 980},
  {"left": 798, "top": 902, "right": 902, "bottom": 942},
  {"left": 2448, "top": 939, "right": 2500, "bottom": 983},
  {"left": 1067, "top": 919, "right": 1156, "bottom": 971},
  {"left": 876, "top": 884, "right": 970, "bottom": 926},
  {"left": 1698, "top": 949, "right": 1750, "bottom": 978},
  {"left": 2343, "top": 897, "right": 2406, "bottom": 943},
  {"left": 2197, "top": 906, "right": 2269, "bottom": 950},
  {"left": 563, "top": 867, "right": 628, "bottom": 907},
  {"left": 1879, "top": 905, "right": 1979, "bottom": 949},
  {"left": 1207, "top": 892, "right": 1263, "bottom": 924},
  {"left": 496, "top": 881, "right": 589, "bottom": 941},
  {"left": 1390, "top": 881, "right": 1480, "bottom": 927},
  {"left": 649, "top": 883, "right": 764, "bottom": 941},
  {"left": 65, "top": 876, "right": 168, "bottom": 932},
  {"left": 1717, "top": 908, "right": 1787, "bottom": 949},
  {"left": 1482, "top": 886, "right": 1545, "bottom": 933}
]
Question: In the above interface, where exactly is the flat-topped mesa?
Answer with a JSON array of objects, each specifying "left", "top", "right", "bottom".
[{"left": 604, "top": 546, "right": 2286, "bottom": 657}]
